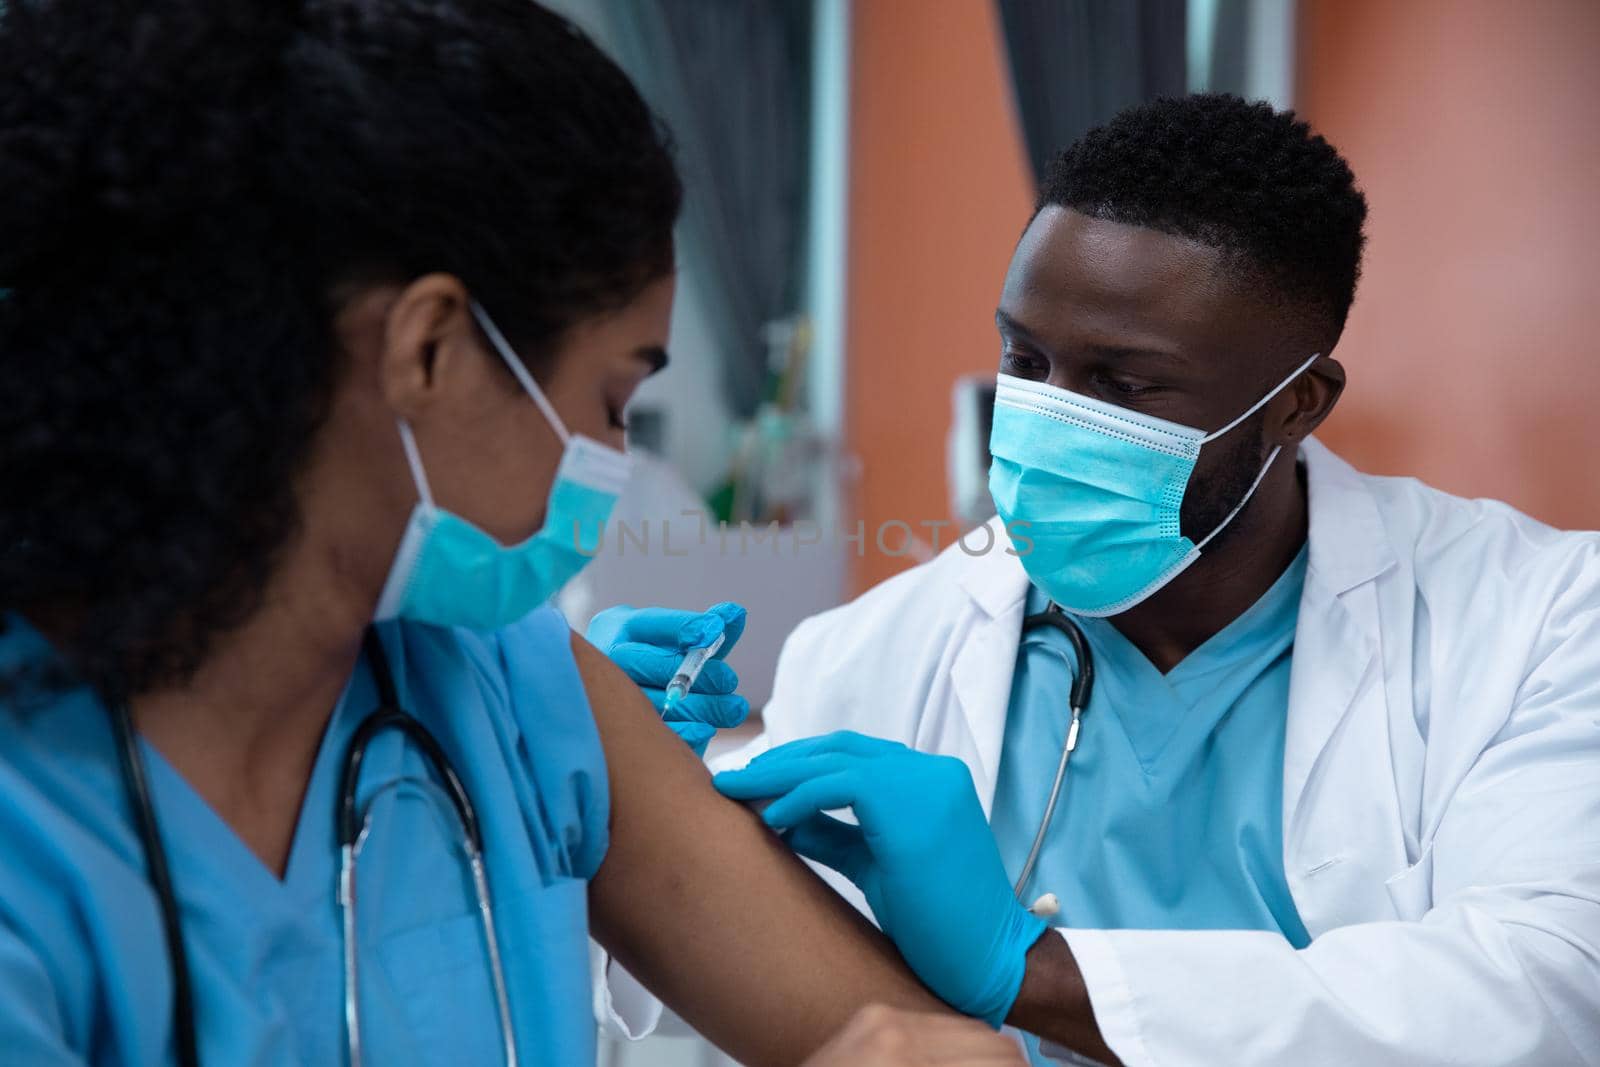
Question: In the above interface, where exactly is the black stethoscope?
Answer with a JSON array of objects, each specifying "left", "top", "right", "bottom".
[
  {"left": 1013, "top": 602, "right": 1096, "bottom": 918},
  {"left": 110, "top": 628, "right": 519, "bottom": 1067}
]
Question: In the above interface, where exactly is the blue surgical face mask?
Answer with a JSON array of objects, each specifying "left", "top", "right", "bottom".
[
  {"left": 374, "top": 301, "right": 631, "bottom": 630},
  {"left": 987, "top": 352, "right": 1319, "bottom": 617}
]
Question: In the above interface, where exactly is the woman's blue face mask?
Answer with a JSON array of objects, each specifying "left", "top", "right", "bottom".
[
  {"left": 374, "top": 301, "right": 631, "bottom": 631},
  {"left": 987, "top": 352, "right": 1319, "bottom": 616}
]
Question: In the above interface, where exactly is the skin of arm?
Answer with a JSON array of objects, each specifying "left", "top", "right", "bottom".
[
  {"left": 810, "top": 1005, "right": 1027, "bottom": 1066},
  {"left": 575, "top": 634, "right": 957, "bottom": 1067},
  {"left": 1007, "top": 933, "right": 1118, "bottom": 1064}
]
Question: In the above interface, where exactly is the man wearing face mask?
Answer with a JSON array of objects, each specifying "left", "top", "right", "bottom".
[{"left": 600, "top": 95, "right": 1600, "bottom": 1064}]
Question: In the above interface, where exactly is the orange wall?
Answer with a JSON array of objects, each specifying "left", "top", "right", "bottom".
[
  {"left": 845, "top": 0, "right": 1034, "bottom": 593},
  {"left": 1299, "top": 0, "right": 1600, "bottom": 530}
]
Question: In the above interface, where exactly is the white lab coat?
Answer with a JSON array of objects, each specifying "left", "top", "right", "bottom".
[{"left": 603, "top": 439, "right": 1600, "bottom": 1065}]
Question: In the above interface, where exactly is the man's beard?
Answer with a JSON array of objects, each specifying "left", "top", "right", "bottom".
[{"left": 1178, "top": 411, "right": 1273, "bottom": 555}]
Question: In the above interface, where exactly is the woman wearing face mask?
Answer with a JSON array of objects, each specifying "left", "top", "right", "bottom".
[{"left": 0, "top": 3, "right": 1025, "bottom": 1066}]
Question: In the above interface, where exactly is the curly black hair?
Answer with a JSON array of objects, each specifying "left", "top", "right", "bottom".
[
  {"left": 0, "top": 0, "right": 681, "bottom": 700},
  {"left": 1039, "top": 94, "right": 1368, "bottom": 338}
]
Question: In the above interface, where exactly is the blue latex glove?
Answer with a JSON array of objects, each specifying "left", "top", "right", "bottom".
[
  {"left": 713, "top": 731, "right": 1047, "bottom": 1027},
  {"left": 586, "top": 602, "right": 749, "bottom": 756}
]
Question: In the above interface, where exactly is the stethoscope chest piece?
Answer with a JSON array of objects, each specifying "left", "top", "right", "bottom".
[{"left": 1027, "top": 892, "right": 1062, "bottom": 919}]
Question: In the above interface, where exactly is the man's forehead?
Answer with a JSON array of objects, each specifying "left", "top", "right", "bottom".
[
  {"left": 1000, "top": 205, "right": 1273, "bottom": 354},
  {"left": 1006, "top": 207, "right": 1230, "bottom": 301}
]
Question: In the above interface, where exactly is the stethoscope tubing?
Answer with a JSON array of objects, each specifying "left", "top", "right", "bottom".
[
  {"left": 1013, "top": 604, "right": 1095, "bottom": 906},
  {"left": 111, "top": 696, "right": 201, "bottom": 1067}
]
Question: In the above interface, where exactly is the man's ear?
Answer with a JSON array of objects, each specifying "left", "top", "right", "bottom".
[
  {"left": 378, "top": 273, "right": 481, "bottom": 420},
  {"left": 1279, "top": 356, "right": 1345, "bottom": 444}
]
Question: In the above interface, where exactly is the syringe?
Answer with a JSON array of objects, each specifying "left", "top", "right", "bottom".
[{"left": 663, "top": 632, "right": 726, "bottom": 710}]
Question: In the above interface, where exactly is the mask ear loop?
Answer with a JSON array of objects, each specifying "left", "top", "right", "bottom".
[
  {"left": 390, "top": 300, "right": 571, "bottom": 513},
  {"left": 468, "top": 299, "right": 572, "bottom": 446},
  {"left": 1193, "top": 444, "right": 1283, "bottom": 552},
  {"left": 1199, "top": 351, "right": 1322, "bottom": 444},
  {"left": 1190, "top": 351, "right": 1323, "bottom": 552},
  {"left": 394, "top": 420, "right": 436, "bottom": 509}
]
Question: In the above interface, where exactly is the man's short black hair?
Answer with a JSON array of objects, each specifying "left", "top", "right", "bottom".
[{"left": 1039, "top": 94, "right": 1368, "bottom": 340}]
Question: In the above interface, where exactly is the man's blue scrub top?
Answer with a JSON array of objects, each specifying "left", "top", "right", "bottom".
[
  {"left": 991, "top": 549, "right": 1312, "bottom": 1063},
  {"left": 992, "top": 548, "right": 1313, "bottom": 938}
]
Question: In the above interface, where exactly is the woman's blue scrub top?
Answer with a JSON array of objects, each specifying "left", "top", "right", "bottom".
[{"left": 0, "top": 607, "right": 608, "bottom": 1066}]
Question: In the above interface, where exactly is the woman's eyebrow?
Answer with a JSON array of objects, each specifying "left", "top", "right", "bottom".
[{"left": 636, "top": 345, "right": 670, "bottom": 375}]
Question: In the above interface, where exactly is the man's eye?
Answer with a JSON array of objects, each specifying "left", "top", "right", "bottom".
[
  {"left": 1000, "top": 349, "right": 1048, "bottom": 377},
  {"left": 1095, "top": 373, "right": 1155, "bottom": 398}
]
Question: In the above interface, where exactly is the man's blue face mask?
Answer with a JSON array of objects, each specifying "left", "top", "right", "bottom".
[
  {"left": 987, "top": 352, "right": 1319, "bottom": 617},
  {"left": 374, "top": 301, "right": 631, "bottom": 631}
]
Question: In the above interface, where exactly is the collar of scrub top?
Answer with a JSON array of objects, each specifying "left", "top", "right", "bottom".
[{"left": 111, "top": 627, "right": 521, "bottom": 1067}]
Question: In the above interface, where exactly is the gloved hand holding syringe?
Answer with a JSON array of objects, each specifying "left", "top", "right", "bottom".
[
  {"left": 585, "top": 602, "right": 750, "bottom": 756},
  {"left": 664, "top": 632, "right": 726, "bottom": 711}
]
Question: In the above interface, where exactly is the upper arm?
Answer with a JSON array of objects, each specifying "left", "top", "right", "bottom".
[{"left": 574, "top": 632, "right": 949, "bottom": 1067}]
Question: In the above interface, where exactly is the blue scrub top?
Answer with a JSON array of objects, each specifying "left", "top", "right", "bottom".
[
  {"left": 991, "top": 547, "right": 1313, "bottom": 941},
  {"left": 0, "top": 607, "right": 607, "bottom": 1066}
]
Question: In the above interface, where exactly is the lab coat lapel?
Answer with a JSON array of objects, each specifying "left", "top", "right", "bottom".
[
  {"left": 1284, "top": 573, "right": 1377, "bottom": 838},
  {"left": 938, "top": 520, "right": 1030, "bottom": 816},
  {"left": 1283, "top": 441, "right": 1404, "bottom": 930}
]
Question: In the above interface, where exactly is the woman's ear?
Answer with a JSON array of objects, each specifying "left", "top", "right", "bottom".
[{"left": 377, "top": 273, "right": 481, "bottom": 420}]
